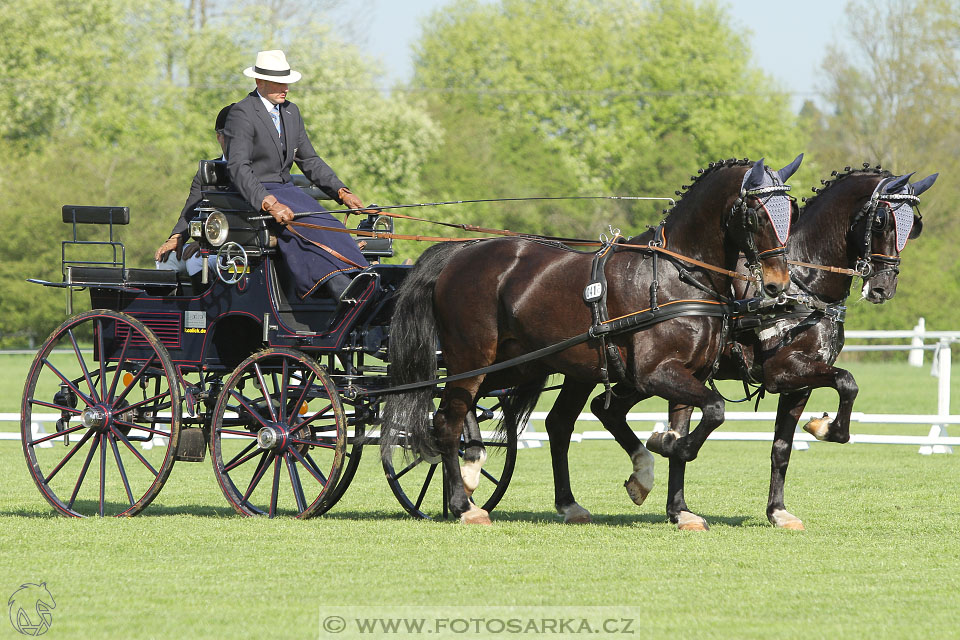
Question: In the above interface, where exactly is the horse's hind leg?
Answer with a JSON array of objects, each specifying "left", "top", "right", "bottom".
[
  {"left": 436, "top": 384, "right": 490, "bottom": 524},
  {"left": 590, "top": 383, "right": 655, "bottom": 507},
  {"left": 460, "top": 408, "right": 486, "bottom": 498},
  {"left": 766, "top": 390, "right": 811, "bottom": 530},
  {"left": 545, "top": 380, "right": 593, "bottom": 523}
]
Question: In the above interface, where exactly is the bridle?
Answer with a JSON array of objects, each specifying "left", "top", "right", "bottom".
[
  {"left": 724, "top": 182, "right": 792, "bottom": 283},
  {"left": 848, "top": 177, "right": 922, "bottom": 279}
]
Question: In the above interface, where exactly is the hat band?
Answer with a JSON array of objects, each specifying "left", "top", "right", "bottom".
[{"left": 254, "top": 65, "right": 291, "bottom": 77}]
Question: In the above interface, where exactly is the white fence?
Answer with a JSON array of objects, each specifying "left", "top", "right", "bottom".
[{"left": 2, "top": 322, "right": 958, "bottom": 455}]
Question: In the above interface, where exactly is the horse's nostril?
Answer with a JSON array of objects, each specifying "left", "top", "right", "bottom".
[{"left": 764, "top": 283, "right": 782, "bottom": 297}]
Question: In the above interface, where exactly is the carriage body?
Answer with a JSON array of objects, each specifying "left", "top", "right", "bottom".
[{"left": 20, "top": 164, "right": 514, "bottom": 519}]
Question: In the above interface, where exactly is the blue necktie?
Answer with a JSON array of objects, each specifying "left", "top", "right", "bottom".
[{"left": 269, "top": 105, "right": 282, "bottom": 138}]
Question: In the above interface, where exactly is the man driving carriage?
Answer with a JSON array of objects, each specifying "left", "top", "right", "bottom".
[{"left": 225, "top": 49, "right": 371, "bottom": 300}]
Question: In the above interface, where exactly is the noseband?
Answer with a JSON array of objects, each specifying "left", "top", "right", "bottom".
[{"left": 849, "top": 178, "right": 921, "bottom": 279}]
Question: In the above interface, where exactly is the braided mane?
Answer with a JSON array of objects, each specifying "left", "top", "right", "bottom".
[
  {"left": 659, "top": 157, "right": 753, "bottom": 218},
  {"left": 801, "top": 163, "right": 893, "bottom": 209}
]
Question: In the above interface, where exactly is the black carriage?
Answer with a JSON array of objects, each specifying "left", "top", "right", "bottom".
[{"left": 20, "top": 161, "right": 516, "bottom": 519}]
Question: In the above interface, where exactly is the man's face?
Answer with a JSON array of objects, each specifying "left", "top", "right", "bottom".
[{"left": 256, "top": 79, "right": 289, "bottom": 104}]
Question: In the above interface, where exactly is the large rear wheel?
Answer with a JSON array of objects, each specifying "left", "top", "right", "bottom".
[
  {"left": 382, "top": 393, "right": 518, "bottom": 519},
  {"left": 20, "top": 310, "right": 181, "bottom": 517},
  {"left": 210, "top": 348, "right": 347, "bottom": 518}
]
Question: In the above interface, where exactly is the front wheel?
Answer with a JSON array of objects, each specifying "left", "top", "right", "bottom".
[{"left": 210, "top": 348, "right": 347, "bottom": 518}]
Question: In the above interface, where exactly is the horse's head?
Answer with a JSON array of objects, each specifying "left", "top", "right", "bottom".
[
  {"left": 725, "top": 155, "right": 802, "bottom": 298},
  {"left": 852, "top": 171, "right": 938, "bottom": 303}
]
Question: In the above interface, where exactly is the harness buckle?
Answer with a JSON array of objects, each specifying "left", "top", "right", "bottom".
[{"left": 854, "top": 258, "right": 873, "bottom": 278}]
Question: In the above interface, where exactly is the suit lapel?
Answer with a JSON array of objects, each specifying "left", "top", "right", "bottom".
[{"left": 253, "top": 95, "right": 284, "bottom": 159}]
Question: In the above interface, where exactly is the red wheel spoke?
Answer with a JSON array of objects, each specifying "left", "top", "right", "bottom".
[
  {"left": 288, "top": 371, "right": 317, "bottom": 421},
  {"left": 117, "top": 389, "right": 171, "bottom": 414},
  {"left": 480, "top": 467, "right": 501, "bottom": 485},
  {"left": 110, "top": 435, "right": 135, "bottom": 506},
  {"left": 288, "top": 438, "right": 337, "bottom": 450},
  {"left": 242, "top": 452, "right": 274, "bottom": 502},
  {"left": 98, "top": 432, "right": 107, "bottom": 516},
  {"left": 30, "top": 423, "right": 84, "bottom": 446},
  {"left": 224, "top": 444, "right": 265, "bottom": 473},
  {"left": 40, "top": 358, "right": 94, "bottom": 407},
  {"left": 67, "top": 433, "right": 101, "bottom": 510},
  {"left": 228, "top": 389, "right": 273, "bottom": 430},
  {"left": 67, "top": 328, "right": 100, "bottom": 404},
  {"left": 106, "top": 331, "right": 133, "bottom": 401},
  {"left": 415, "top": 464, "right": 438, "bottom": 511},
  {"left": 218, "top": 429, "right": 259, "bottom": 438},
  {"left": 288, "top": 446, "right": 327, "bottom": 486},
  {"left": 223, "top": 440, "right": 259, "bottom": 470},
  {"left": 110, "top": 426, "right": 159, "bottom": 477},
  {"left": 43, "top": 428, "right": 96, "bottom": 484},
  {"left": 29, "top": 398, "right": 82, "bottom": 415},
  {"left": 112, "top": 419, "right": 171, "bottom": 438},
  {"left": 286, "top": 453, "right": 306, "bottom": 513},
  {"left": 252, "top": 363, "right": 277, "bottom": 423},
  {"left": 269, "top": 455, "right": 282, "bottom": 518},
  {"left": 96, "top": 319, "right": 108, "bottom": 402},
  {"left": 303, "top": 452, "right": 329, "bottom": 486},
  {"left": 113, "top": 354, "right": 157, "bottom": 407},
  {"left": 278, "top": 360, "right": 290, "bottom": 423},
  {"left": 292, "top": 403, "right": 334, "bottom": 430}
]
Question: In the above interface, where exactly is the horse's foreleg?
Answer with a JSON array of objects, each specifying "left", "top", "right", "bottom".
[
  {"left": 644, "top": 371, "right": 724, "bottom": 463},
  {"left": 767, "top": 391, "right": 810, "bottom": 530},
  {"left": 545, "top": 380, "right": 593, "bottom": 523},
  {"left": 664, "top": 404, "right": 708, "bottom": 530},
  {"left": 436, "top": 385, "right": 490, "bottom": 524},
  {"left": 590, "top": 384, "right": 654, "bottom": 507}
]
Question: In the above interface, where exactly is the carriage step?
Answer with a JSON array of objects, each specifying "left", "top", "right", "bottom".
[{"left": 174, "top": 428, "right": 207, "bottom": 462}]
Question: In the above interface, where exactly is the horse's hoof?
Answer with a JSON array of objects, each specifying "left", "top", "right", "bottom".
[
  {"left": 460, "top": 506, "right": 492, "bottom": 525},
  {"left": 624, "top": 476, "right": 651, "bottom": 506},
  {"left": 769, "top": 509, "right": 805, "bottom": 530},
  {"left": 558, "top": 503, "right": 592, "bottom": 524},
  {"left": 802, "top": 413, "right": 831, "bottom": 441},
  {"left": 675, "top": 511, "right": 709, "bottom": 531},
  {"left": 646, "top": 430, "right": 678, "bottom": 457}
]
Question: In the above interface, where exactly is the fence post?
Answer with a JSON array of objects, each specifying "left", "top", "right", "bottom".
[
  {"left": 919, "top": 340, "right": 952, "bottom": 455},
  {"left": 908, "top": 317, "right": 925, "bottom": 367}
]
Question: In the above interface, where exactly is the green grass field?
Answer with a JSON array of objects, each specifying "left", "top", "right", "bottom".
[{"left": 1, "top": 354, "right": 959, "bottom": 638}]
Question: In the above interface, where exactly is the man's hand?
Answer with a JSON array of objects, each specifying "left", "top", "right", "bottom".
[
  {"left": 338, "top": 187, "right": 380, "bottom": 220},
  {"left": 155, "top": 235, "right": 180, "bottom": 262},
  {"left": 262, "top": 194, "right": 295, "bottom": 224}
]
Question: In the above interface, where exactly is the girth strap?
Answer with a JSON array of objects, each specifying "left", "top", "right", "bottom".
[{"left": 583, "top": 237, "right": 629, "bottom": 407}]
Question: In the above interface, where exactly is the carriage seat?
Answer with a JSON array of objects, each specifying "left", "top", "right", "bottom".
[{"left": 66, "top": 266, "right": 179, "bottom": 294}]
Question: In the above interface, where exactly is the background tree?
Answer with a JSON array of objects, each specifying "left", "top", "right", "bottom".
[{"left": 806, "top": 0, "right": 960, "bottom": 330}]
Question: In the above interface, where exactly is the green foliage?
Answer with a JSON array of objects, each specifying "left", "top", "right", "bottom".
[
  {"left": 805, "top": 0, "right": 960, "bottom": 330},
  {"left": 412, "top": 0, "right": 811, "bottom": 235}
]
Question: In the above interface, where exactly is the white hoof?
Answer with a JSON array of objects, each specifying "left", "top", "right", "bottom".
[
  {"left": 460, "top": 449, "right": 487, "bottom": 497},
  {"left": 624, "top": 446, "right": 655, "bottom": 506},
  {"left": 558, "top": 503, "right": 592, "bottom": 524},
  {"left": 802, "top": 413, "right": 831, "bottom": 441},
  {"left": 676, "top": 511, "right": 709, "bottom": 531},
  {"left": 460, "top": 505, "right": 491, "bottom": 525},
  {"left": 769, "top": 509, "right": 805, "bottom": 530}
]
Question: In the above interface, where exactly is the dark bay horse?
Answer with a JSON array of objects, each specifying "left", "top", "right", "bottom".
[
  {"left": 381, "top": 156, "right": 800, "bottom": 524},
  {"left": 562, "top": 166, "right": 938, "bottom": 530}
]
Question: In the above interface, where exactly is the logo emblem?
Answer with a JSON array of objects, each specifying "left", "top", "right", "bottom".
[{"left": 8, "top": 583, "right": 56, "bottom": 636}]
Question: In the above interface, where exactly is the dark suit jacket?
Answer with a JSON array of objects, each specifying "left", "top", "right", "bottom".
[{"left": 224, "top": 90, "right": 347, "bottom": 210}]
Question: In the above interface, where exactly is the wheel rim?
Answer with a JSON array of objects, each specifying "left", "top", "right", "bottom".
[
  {"left": 20, "top": 310, "right": 180, "bottom": 517},
  {"left": 382, "top": 398, "right": 517, "bottom": 520},
  {"left": 210, "top": 348, "right": 346, "bottom": 518}
]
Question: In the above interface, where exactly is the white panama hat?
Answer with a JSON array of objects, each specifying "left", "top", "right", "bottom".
[{"left": 243, "top": 50, "right": 302, "bottom": 83}]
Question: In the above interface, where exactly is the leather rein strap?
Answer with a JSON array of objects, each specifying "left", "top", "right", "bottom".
[{"left": 286, "top": 219, "right": 757, "bottom": 282}]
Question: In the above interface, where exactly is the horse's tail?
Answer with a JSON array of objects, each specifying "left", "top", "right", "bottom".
[
  {"left": 494, "top": 377, "right": 548, "bottom": 445},
  {"left": 381, "top": 242, "right": 466, "bottom": 461}
]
